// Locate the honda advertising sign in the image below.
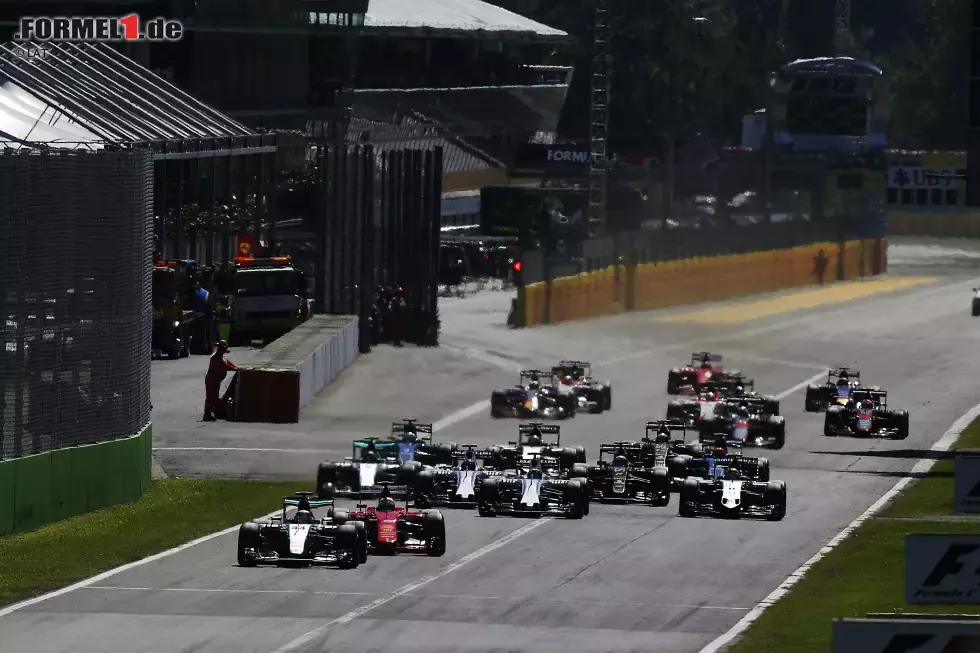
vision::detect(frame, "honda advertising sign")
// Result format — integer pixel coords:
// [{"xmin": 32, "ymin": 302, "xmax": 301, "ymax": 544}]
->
[
  {"xmin": 833, "ymin": 617, "xmax": 980, "ymax": 652},
  {"xmin": 906, "ymin": 534, "xmax": 980, "ymax": 604},
  {"xmin": 954, "ymin": 456, "xmax": 980, "ymax": 513}
]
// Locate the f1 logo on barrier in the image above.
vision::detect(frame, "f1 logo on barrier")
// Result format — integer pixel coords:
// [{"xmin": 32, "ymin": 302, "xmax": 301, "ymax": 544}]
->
[
  {"xmin": 906, "ymin": 535, "xmax": 980, "ymax": 604},
  {"xmin": 954, "ymin": 456, "xmax": 980, "ymax": 513},
  {"xmin": 833, "ymin": 617, "xmax": 980, "ymax": 653}
]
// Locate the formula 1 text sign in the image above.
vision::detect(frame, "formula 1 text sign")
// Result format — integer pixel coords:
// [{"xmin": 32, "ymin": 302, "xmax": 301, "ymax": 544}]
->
[{"xmin": 14, "ymin": 15, "xmax": 183, "ymax": 43}]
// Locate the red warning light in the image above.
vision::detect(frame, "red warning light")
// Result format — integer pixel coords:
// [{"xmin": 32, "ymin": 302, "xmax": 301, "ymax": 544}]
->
[{"xmin": 513, "ymin": 261, "xmax": 522, "ymax": 272}]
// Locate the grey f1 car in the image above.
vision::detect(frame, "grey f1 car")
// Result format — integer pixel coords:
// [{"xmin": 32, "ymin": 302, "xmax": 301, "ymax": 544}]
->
[
  {"xmin": 237, "ymin": 492, "xmax": 367, "ymax": 568},
  {"xmin": 315, "ymin": 420, "xmax": 457, "ymax": 497},
  {"xmin": 804, "ymin": 367, "xmax": 862, "ymax": 412},
  {"xmin": 551, "ymin": 360, "xmax": 612, "ymax": 413},
  {"xmin": 491, "ymin": 370, "xmax": 577, "ymax": 419},
  {"xmin": 678, "ymin": 466, "xmax": 786, "ymax": 521},
  {"xmin": 699, "ymin": 396, "xmax": 786, "ymax": 449},
  {"xmin": 414, "ymin": 445, "xmax": 493, "ymax": 508},
  {"xmin": 475, "ymin": 455, "xmax": 590, "ymax": 518},
  {"xmin": 486, "ymin": 423, "xmax": 587, "ymax": 472},
  {"xmin": 823, "ymin": 387, "xmax": 910, "ymax": 439}
]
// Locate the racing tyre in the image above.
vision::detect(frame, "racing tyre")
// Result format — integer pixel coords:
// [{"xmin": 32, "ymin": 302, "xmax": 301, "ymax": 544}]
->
[
  {"xmin": 352, "ymin": 521, "xmax": 368, "ymax": 564},
  {"xmin": 324, "ymin": 506, "xmax": 334, "ymax": 520},
  {"xmin": 237, "ymin": 522, "xmax": 261, "ymax": 567},
  {"xmin": 398, "ymin": 461, "xmax": 422, "ymax": 488},
  {"xmin": 573, "ymin": 446, "xmax": 587, "ymax": 464},
  {"xmin": 650, "ymin": 467, "xmax": 671, "ymax": 507},
  {"xmin": 765, "ymin": 481, "xmax": 787, "ymax": 521},
  {"xmin": 668, "ymin": 455, "xmax": 690, "ymax": 482},
  {"xmin": 569, "ymin": 463, "xmax": 589, "ymax": 479},
  {"xmin": 415, "ymin": 469, "xmax": 436, "ymax": 507},
  {"xmin": 768, "ymin": 418, "xmax": 786, "ymax": 450},
  {"xmin": 678, "ymin": 478, "xmax": 699, "ymax": 518},
  {"xmin": 755, "ymin": 458, "xmax": 771, "ymax": 483},
  {"xmin": 332, "ymin": 509, "xmax": 350, "ymax": 525},
  {"xmin": 973, "ymin": 299, "xmax": 980, "ymax": 316},
  {"xmin": 316, "ymin": 462, "xmax": 337, "ymax": 499},
  {"xmin": 762, "ymin": 397, "xmax": 780, "ymax": 417},
  {"xmin": 337, "ymin": 524, "xmax": 360, "ymax": 568},
  {"xmin": 423, "ymin": 511, "xmax": 447, "ymax": 556},
  {"xmin": 564, "ymin": 479, "xmax": 586, "ymax": 519},
  {"xmin": 804, "ymin": 386, "xmax": 822, "ymax": 413},
  {"xmin": 477, "ymin": 477, "xmax": 500, "ymax": 517},
  {"xmin": 436, "ymin": 443, "xmax": 455, "ymax": 464},
  {"xmin": 894, "ymin": 411, "xmax": 910, "ymax": 440},
  {"xmin": 824, "ymin": 408, "xmax": 842, "ymax": 437},
  {"xmin": 603, "ymin": 387, "xmax": 612, "ymax": 411}
]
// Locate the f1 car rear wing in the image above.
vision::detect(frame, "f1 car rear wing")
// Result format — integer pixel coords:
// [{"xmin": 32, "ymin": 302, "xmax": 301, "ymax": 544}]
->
[
  {"xmin": 279, "ymin": 491, "xmax": 333, "ymax": 520},
  {"xmin": 452, "ymin": 444, "xmax": 494, "ymax": 461},
  {"xmin": 644, "ymin": 420, "xmax": 689, "ymax": 441},
  {"xmin": 851, "ymin": 387, "xmax": 887, "ymax": 407},
  {"xmin": 518, "ymin": 422, "xmax": 560, "ymax": 446},
  {"xmin": 720, "ymin": 396, "xmax": 773, "ymax": 412},
  {"xmin": 520, "ymin": 369, "xmax": 555, "ymax": 384},
  {"xmin": 691, "ymin": 352, "xmax": 723, "ymax": 366},
  {"xmin": 715, "ymin": 373, "xmax": 754, "ymax": 390},
  {"xmin": 390, "ymin": 419, "xmax": 433, "ymax": 442},
  {"xmin": 553, "ymin": 360, "xmax": 592, "ymax": 377},
  {"xmin": 828, "ymin": 367, "xmax": 860, "ymax": 383}
]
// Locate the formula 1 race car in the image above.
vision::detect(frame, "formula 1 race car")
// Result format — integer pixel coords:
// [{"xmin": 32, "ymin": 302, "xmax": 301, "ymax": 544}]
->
[
  {"xmin": 475, "ymin": 455, "xmax": 590, "ymax": 518},
  {"xmin": 237, "ymin": 492, "xmax": 366, "ymax": 568},
  {"xmin": 414, "ymin": 445, "xmax": 494, "ymax": 508},
  {"xmin": 490, "ymin": 370, "xmax": 577, "ymax": 419},
  {"xmin": 551, "ymin": 360, "xmax": 612, "ymax": 413},
  {"xmin": 666, "ymin": 386, "xmax": 725, "ymax": 427},
  {"xmin": 803, "ymin": 367, "xmax": 862, "ymax": 412},
  {"xmin": 683, "ymin": 439, "xmax": 771, "ymax": 483},
  {"xmin": 342, "ymin": 484, "xmax": 447, "ymax": 556},
  {"xmin": 667, "ymin": 352, "xmax": 728, "ymax": 395},
  {"xmin": 823, "ymin": 387, "xmax": 910, "ymax": 439},
  {"xmin": 486, "ymin": 423, "xmax": 588, "ymax": 472},
  {"xmin": 699, "ymin": 396, "xmax": 786, "ymax": 449},
  {"xmin": 677, "ymin": 465, "xmax": 786, "ymax": 521},
  {"xmin": 586, "ymin": 439, "xmax": 672, "ymax": 506}
]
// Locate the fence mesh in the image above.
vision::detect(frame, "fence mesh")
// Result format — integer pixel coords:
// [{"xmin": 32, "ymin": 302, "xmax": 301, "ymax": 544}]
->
[{"xmin": 0, "ymin": 150, "xmax": 153, "ymax": 459}]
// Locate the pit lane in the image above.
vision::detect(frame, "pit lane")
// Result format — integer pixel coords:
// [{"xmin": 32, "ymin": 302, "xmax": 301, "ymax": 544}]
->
[{"xmin": 1, "ymin": 238, "xmax": 977, "ymax": 653}]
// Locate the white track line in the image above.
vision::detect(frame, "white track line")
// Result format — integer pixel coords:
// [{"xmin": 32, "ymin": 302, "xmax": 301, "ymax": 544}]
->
[
  {"xmin": 270, "ymin": 518, "xmax": 550, "ymax": 653},
  {"xmin": 83, "ymin": 587, "xmax": 374, "ymax": 596},
  {"xmin": 774, "ymin": 371, "xmax": 826, "ymax": 401},
  {"xmin": 698, "ymin": 399, "xmax": 980, "ymax": 653},
  {"xmin": 0, "ymin": 507, "xmax": 289, "ymax": 619},
  {"xmin": 433, "ymin": 398, "xmax": 490, "ymax": 431},
  {"xmin": 155, "ymin": 448, "xmax": 334, "ymax": 453}
]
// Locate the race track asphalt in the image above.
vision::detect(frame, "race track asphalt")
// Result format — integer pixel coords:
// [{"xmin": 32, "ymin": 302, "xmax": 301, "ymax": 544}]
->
[{"xmin": 3, "ymin": 235, "xmax": 980, "ymax": 653}]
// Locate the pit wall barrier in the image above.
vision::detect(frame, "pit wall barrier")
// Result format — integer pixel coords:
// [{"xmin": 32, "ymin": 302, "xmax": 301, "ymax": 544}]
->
[
  {"xmin": 234, "ymin": 315, "xmax": 359, "ymax": 423},
  {"xmin": 0, "ymin": 423, "xmax": 152, "ymax": 536},
  {"xmin": 519, "ymin": 239, "xmax": 886, "ymax": 327},
  {"xmin": 888, "ymin": 210, "xmax": 980, "ymax": 237}
]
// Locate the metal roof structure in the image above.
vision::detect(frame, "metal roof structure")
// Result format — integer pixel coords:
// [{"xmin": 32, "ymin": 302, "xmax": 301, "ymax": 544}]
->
[
  {"xmin": 361, "ymin": 0, "xmax": 569, "ymax": 40},
  {"xmin": 0, "ymin": 42, "xmax": 276, "ymax": 160}
]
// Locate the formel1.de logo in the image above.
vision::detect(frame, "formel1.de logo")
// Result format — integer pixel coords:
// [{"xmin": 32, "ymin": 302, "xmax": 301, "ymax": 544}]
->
[{"xmin": 14, "ymin": 15, "xmax": 184, "ymax": 43}]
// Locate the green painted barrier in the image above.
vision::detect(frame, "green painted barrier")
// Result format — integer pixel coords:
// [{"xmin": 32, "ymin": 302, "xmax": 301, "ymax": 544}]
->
[
  {"xmin": 49, "ymin": 447, "xmax": 77, "ymax": 522},
  {"xmin": 0, "ymin": 461, "xmax": 14, "ymax": 536},
  {"xmin": 0, "ymin": 423, "xmax": 152, "ymax": 536},
  {"xmin": 14, "ymin": 452, "xmax": 52, "ymax": 532}
]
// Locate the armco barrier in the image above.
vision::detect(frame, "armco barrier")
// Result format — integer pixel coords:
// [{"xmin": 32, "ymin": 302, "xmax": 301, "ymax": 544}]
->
[
  {"xmin": 0, "ymin": 423, "xmax": 152, "ymax": 536},
  {"xmin": 234, "ymin": 315, "xmax": 359, "ymax": 423},
  {"xmin": 888, "ymin": 210, "xmax": 980, "ymax": 237},
  {"xmin": 519, "ymin": 238, "xmax": 886, "ymax": 327}
]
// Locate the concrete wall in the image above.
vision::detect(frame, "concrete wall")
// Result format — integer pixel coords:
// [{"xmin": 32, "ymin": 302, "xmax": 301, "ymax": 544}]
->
[
  {"xmin": 518, "ymin": 239, "xmax": 887, "ymax": 327},
  {"xmin": 0, "ymin": 424, "xmax": 152, "ymax": 536}
]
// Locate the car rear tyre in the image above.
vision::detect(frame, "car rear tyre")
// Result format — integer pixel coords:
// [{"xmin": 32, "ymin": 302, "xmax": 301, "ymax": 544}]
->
[
  {"xmin": 316, "ymin": 462, "xmax": 337, "ymax": 499},
  {"xmin": 477, "ymin": 477, "xmax": 499, "ymax": 516},
  {"xmin": 603, "ymin": 388, "xmax": 612, "ymax": 410},
  {"xmin": 352, "ymin": 521, "xmax": 368, "ymax": 564},
  {"xmin": 895, "ymin": 411, "xmax": 910, "ymax": 440},
  {"xmin": 768, "ymin": 420, "xmax": 785, "ymax": 450},
  {"xmin": 237, "ymin": 522, "xmax": 261, "ymax": 567},
  {"xmin": 423, "ymin": 511, "xmax": 446, "ymax": 556},
  {"xmin": 679, "ymin": 478, "xmax": 699, "ymax": 517},
  {"xmin": 651, "ymin": 467, "xmax": 671, "ymax": 507},
  {"xmin": 755, "ymin": 458, "xmax": 771, "ymax": 483},
  {"xmin": 338, "ymin": 524, "xmax": 359, "ymax": 568},
  {"xmin": 765, "ymin": 481, "xmax": 787, "ymax": 521},
  {"xmin": 564, "ymin": 479, "xmax": 586, "ymax": 519}
]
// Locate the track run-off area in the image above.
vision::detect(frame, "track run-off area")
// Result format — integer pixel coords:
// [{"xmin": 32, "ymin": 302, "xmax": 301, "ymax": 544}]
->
[{"xmin": 3, "ymin": 236, "xmax": 980, "ymax": 653}]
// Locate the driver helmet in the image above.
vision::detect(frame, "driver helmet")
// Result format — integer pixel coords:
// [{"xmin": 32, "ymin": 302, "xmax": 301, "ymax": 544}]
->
[
  {"xmin": 613, "ymin": 447, "xmax": 629, "ymax": 466},
  {"xmin": 736, "ymin": 403, "xmax": 750, "ymax": 417},
  {"xmin": 713, "ymin": 438, "xmax": 728, "ymax": 456},
  {"xmin": 858, "ymin": 399, "xmax": 875, "ymax": 410},
  {"xmin": 562, "ymin": 375, "xmax": 575, "ymax": 386},
  {"xmin": 362, "ymin": 440, "xmax": 379, "ymax": 461},
  {"xmin": 401, "ymin": 425, "xmax": 418, "ymax": 442},
  {"xmin": 724, "ymin": 467, "xmax": 741, "ymax": 480},
  {"xmin": 294, "ymin": 510, "xmax": 315, "ymax": 524},
  {"xmin": 526, "ymin": 432, "xmax": 543, "ymax": 446},
  {"xmin": 837, "ymin": 374, "xmax": 850, "ymax": 386},
  {"xmin": 656, "ymin": 425, "xmax": 671, "ymax": 443},
  {"xmin": 377, "ymin": 496, "xmax": 396, "ymax": 511},
  {"xmin": 700, "ymin": 359, "xmax": 713, "ymax": 369}
]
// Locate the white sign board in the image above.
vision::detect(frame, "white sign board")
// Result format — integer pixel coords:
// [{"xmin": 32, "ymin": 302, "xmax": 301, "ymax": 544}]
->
[
  {"xmin": 906, "ymin": 534, "xmax": 980, "ymax": 604},
  {"xmin": 833, "ymin": 617, "xmax": 980, "ymax": 652},
  {"xmin": 888, "ymin": 167, "xmax": 960, "ymax": 190},
  {"xmin": 954, "ymin": 456, "xmax": 980, "ymax": 514}
]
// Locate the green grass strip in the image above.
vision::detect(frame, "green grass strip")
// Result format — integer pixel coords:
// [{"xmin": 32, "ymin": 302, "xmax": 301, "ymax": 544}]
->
[
  {"xmin": 729, "ymin": 417, "xmax": 980, "ymax": 653},
  {"xmin": 0, "ymin": 478, "xmax": 307, "ymax": 607}
]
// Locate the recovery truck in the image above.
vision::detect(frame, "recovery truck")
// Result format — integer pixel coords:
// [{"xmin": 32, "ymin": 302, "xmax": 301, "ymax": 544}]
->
[
  {"xmin": 228, "ymin": 256, "xmax": 312, "ymax": 345},
  {"xmin": 152, "ymin": 259, "xmax": 217, "ymax": 359}
]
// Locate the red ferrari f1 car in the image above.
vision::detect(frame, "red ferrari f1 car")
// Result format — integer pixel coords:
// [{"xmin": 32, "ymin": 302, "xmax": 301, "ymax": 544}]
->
[{"xmin": 341, "ymin": 485, "xmax": 447, "ymax": 557}]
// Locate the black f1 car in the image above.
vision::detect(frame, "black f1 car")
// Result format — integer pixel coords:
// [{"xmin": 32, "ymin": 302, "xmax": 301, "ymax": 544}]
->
[
  {"xmin": 491, "ymin": 370, "xmax": 577, "ymax": 419},
  {"xmin": 551, "ymin": 360, "xmax": 612, "ymax": 413},
  {"xmin": 315, "ymin": 420, "xmax": 457, "ymax": 497},
  {"xmin": 414, "ymin": 445, "xmax": 494, "ymax": 508},
  {"xmin": 485, "ymin": 423, "xmax": 588, "ymax": 473},
  {"xmin": 475, "ymin": 455, "xmax": 590, "ymax": 518},
  {"xmin": 699, "ymin": 396, "xmax": 786, "ymax": 449},
  {"xmin": 667, "ymin": 352, "xmax": 732, "ymax": 395},
  {"xmin": 678, "ymin": 467, "xmax": 786, "ymax": 521},
  {"xmin": 237, "ymin": 492, "xmax": 366, "ymax": 568},
  {"xmin": 586, "ymin": 440, "xmax": 672, "ymax": 506},
  {"xmin": 823, "ymin": 387, "xmax": 910, "ymax": 439},
  {"xmin": 804, "ymin": 367, "xmax": 862, "ymax": 412}
]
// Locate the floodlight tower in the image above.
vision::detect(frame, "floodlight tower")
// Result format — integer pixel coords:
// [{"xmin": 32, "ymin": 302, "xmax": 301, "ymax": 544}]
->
[{"xmin": 587, "ymin": 0, "xmax": 612, "ymax": 236}]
